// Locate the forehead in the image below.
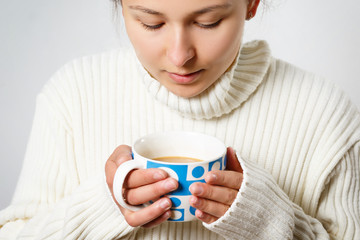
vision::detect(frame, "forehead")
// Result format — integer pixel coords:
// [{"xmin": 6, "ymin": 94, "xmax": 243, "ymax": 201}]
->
[{"xmin": 122, "ymin": 0, "xmax": 237, "ymax": 15}]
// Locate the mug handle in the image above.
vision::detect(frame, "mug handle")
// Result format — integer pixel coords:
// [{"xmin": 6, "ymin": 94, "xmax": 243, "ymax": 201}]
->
[{"xmin": 113, "ymin": 160, "xmax": 150, "ymax": 211}]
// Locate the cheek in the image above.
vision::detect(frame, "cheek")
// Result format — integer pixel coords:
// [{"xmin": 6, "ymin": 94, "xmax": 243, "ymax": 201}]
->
[
  {"xmin": 197, "ymin": 22, "xmax": 244, "ymax": 65},
  {"xmin": 127, "ymin": 28, "xmax": 163, "ymax": 67},
  {"xmin": 199, "ymin": 33, "xmax": 241, "ymax": 67}
]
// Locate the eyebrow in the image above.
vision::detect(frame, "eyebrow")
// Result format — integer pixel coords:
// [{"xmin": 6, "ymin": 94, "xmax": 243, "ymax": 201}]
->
[
  {"xmin": 194, "ymin": 3, "xmax": 232, "ymax": 15},
  {"xmin": 129, "ymin": 5, "xmax": 163, "ymax": 16},
  {"xmin": 128, "ymin": 3, "xmax": 232, "ymax": 16}
]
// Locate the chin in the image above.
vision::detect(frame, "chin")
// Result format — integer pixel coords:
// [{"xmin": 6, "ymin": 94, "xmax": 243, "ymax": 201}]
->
[{"xmin": 168, "ymin": 86, "xmax": 206, "ymax": 99}]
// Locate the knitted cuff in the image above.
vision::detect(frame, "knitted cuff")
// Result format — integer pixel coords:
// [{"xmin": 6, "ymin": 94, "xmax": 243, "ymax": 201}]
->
[{"xmin": 203, "ymin": 155, "xmax": 295, "ymax": 239}]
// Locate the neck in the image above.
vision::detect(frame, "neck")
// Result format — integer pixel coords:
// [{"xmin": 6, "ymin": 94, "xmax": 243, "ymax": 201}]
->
[{"xmin": 137, "ymin": 40, "xmax": 272, "ymax": 120}]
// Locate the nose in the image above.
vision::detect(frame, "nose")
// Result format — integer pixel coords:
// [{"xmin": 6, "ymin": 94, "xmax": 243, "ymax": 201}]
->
[{"xmin": 166, "ymin": 27, "xmax": 195, "ymax": 67}]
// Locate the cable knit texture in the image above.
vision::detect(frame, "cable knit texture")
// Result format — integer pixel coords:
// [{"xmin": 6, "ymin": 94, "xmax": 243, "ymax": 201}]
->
[{"xmin": 0, "ymin": 40, "xmax": 359, "ymax": 239}]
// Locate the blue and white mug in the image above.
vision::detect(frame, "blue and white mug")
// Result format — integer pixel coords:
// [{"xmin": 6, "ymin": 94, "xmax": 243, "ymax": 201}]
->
[{"xmin": 113, "ymin": 131, "xmax": 227, "ymax": 222}]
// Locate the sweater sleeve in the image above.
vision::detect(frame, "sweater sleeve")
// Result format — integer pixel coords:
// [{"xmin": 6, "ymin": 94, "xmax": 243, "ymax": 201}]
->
[
  {"xmin": 203, "ymin": 143, "xmax": 360, "ymax": 240},
  {"xmin": 0, "ymin": 89, "xmax": 136, "ymax": 239}
]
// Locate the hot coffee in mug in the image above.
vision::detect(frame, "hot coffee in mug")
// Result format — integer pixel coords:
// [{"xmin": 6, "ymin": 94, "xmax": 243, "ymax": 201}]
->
[
  {"xmin": 113, "ymin": 131, "xmax": 227, "ymax": 222},
  {"xmin": 153, "ymin": 156, "xmax": 203, "ymax": 163}
]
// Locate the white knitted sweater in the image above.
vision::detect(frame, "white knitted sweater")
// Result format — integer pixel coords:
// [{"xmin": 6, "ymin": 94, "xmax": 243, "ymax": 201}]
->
[{"xmin": 1, "ymin": 41, "xmax": 359, "ymax": 239}]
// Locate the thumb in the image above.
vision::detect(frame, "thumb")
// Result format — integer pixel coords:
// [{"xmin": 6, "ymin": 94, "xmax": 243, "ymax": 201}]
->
[
  {"xmin": 226, "ymin": 147, "xmax": 243, "ymax": 173},
  {"xmin": 105, "ymin": 145, "xmax": 132, "ymax": 191}
]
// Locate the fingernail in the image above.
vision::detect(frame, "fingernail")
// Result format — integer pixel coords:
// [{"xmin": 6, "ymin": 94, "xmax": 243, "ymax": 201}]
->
[
  {"xmin": 190, "ymin": 184, "xmax": 203, "ymax": 195},
  {"xmin": 206, "ymin": 173, "xmax": 217, "ymax": 182},
  {"xmin": 164, "ymin": 210, "xmax": 171, "ymax": 219},
  {"xmin": 164, "ymin": 179, "xmax": 177, "ymax": 191},
  {"xmin": 159, "ymin": 199, "xmax": 171, "ymax": 209},
  {"xmin": 189, "ymin": 196, "xmax": 198, "ymax": 206},
  {"xmin": 197, "ymin": 210, "xmax": 204, "ymax": 219},
  {"xmin": 153, "ymin": 171, "xmax": 166, "ymax": 180}
]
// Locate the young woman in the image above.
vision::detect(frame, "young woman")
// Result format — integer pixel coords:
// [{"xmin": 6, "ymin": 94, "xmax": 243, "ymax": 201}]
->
[{"xmin": 1, "ymin": 0, "xmax": 359, "ymax": 239}]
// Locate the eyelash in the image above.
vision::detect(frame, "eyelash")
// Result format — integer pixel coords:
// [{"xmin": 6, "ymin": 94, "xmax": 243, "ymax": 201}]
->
[
  {"xmin": 141, "ymin": 22, "xmax": 164, "ymax": 31},
  {"xmin": 140, "ymin": 19, "xmax": 223, "ymax": 31},
  {"xmin": 196, "ymin": 19, "xmax": 223, "ymax": 29}
]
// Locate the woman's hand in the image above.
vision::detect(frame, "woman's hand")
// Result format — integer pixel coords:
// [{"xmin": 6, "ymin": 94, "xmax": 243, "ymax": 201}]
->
[
  {"xmin": 189, "ymin": 147, "xmax": 243, "ymax": 224},
  {"xmin": 105, "ymin": 145, "xmax": 179, "ymax": 228}
]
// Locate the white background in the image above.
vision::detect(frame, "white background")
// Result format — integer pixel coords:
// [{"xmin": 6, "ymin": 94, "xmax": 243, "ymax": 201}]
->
[{"xmin": 1, "ymin": 0, "xmax": 359, "ymax": 209}]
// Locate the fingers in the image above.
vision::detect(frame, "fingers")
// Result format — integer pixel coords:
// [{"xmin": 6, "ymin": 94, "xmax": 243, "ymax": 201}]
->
[
  {"xmin": 142, "ymin": 210, "xmax": 172, "ymax": 228},
  {"xmin": 105, "ymin": 160, "xmax": 118, "ymax": 191},
  {"xmin": 190, "ymin": 196, "xmax": 228, "ymax": 218},
  {"xmin": 105, "ymin": 145, "xmax": 177, "ymax": 228},
  {"xmin": 122, "ymin": 197, "xmax": 172, "ymax": 227},
  {"xmin": 125, "ymin": 168, "xmax": 168, "ymax": 188},
  {"xmin": 105, "ymin": 145, "xmax": 133, "ymax": 190},
  {"xmin": 108, "ymin": 146, "xmax": 243, "ymax": 227},
  {"xmin": 189, "ymin": 184, "xmax": 235, "ymax": 224},
  {"xmin": 125, "ymin": 178, "xmax": 178, "ymax": 205},
  {"xmin": 189, "ymin": 180, "xmax": 238, "ymax": 205},
  {"xmin": 189, "ymin": 160, "xmax": 244, "ymax": 224},
  {"xmin": 204, "ymin": 170, "xmax": 243, "ymax": 190},
  {"xmin": 226, "ymin": 147, "xmax": 243, "ymax": 173},
  {"xmin": 110, "ymin": 145, "xmax": 133, "ymax": 166},
  {"xmin": 194, "ymin": 209, "xmax": 218, "ymax": 224}
]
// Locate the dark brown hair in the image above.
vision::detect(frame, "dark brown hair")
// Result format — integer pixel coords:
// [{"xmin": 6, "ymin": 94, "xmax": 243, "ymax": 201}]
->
[{"xmin": 112, "ymin": 0, "xmax": 121, "ymax": 10}]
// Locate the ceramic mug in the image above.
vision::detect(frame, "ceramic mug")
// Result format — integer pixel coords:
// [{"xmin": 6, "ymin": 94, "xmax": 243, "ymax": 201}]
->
[{"xmin": 113, "ymin": 131, "xmax": 227, "ymax": 222}]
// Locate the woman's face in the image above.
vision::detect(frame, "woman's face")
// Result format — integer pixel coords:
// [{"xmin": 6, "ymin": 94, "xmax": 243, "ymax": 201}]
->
[{"xmin": 122, "ymin": 0, "xmax": 249, "ymax": 98}]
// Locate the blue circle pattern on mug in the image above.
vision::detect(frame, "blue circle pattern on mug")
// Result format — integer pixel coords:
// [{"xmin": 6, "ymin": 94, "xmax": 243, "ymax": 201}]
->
[
  {"xmin": 192, "ymin": 166, "xmax": 205, "ymax": 178},
  {"xmin": 147, "ymin": 155, "xmax": 226, "ymax": 221}
]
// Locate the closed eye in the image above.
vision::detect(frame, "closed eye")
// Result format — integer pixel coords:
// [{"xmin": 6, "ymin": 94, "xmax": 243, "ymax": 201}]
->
[
  {"xmin": 141, "ymin": 22, "xmax": 164, "ymax": 31},
  {"xmin": 196, "ymin": 19, "xmax": 223, "ymax": 29}
]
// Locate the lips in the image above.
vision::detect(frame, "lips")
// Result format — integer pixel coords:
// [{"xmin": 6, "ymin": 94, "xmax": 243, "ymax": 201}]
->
[{"xmin": 167, "ymin": 70, "xmax": 203, "ymax": 84}]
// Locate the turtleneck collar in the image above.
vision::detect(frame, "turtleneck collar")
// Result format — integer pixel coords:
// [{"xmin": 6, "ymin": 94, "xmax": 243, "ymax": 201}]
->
[{"xmin": 137, "ymin": 40, "xmax": 272, "ymax": 120}]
